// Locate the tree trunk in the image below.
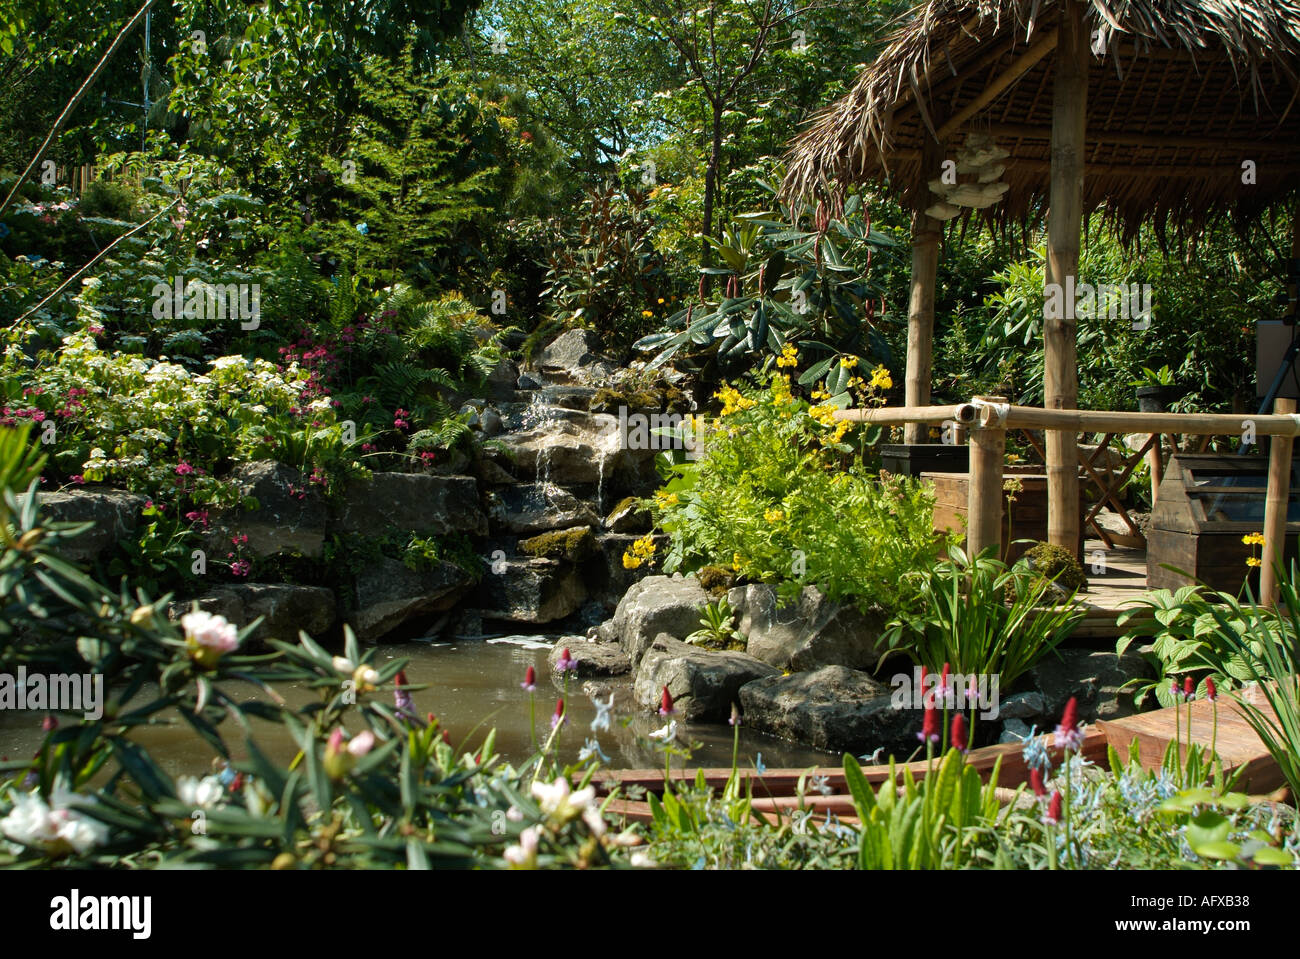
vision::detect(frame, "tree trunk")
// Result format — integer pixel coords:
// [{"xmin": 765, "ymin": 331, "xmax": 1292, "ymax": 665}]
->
[{"xmin": 701, "ymin": 100, "xmax": 724, "ymax": 275}]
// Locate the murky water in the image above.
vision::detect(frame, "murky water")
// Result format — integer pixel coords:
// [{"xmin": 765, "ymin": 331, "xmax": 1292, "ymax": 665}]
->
[{"xmin": 0, "ymin": 636, "xmax": 841, "ymax": 779}]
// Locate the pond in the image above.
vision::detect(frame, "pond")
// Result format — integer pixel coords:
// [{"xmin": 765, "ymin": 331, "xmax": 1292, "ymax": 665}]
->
[{"xmin": 0, "ymin": 635, "xmax": 841, "ymax": 779}]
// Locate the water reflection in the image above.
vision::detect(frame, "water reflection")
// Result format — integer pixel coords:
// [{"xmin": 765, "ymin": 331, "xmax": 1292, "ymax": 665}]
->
[{"xmin": 0, "ymin": 637, "xmax": 841, "ymax": 778}]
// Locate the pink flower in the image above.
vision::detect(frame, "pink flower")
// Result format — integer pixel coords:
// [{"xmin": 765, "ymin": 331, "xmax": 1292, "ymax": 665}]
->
[
  {"xmin": 69, "ymin": 474, "xmax": 84, "ymax": 485},
  {"xmin": 181, "ymin": 610, "xmax": 240, "ymax": 668},
  {"xmin": 555, "ymin": 647, "xmax": 577, "ymax": 673},
  {"xmin": 230, "ymin": 560, "xmax": 251, "ymax": 577},
  {"xmin": 1030, "ymin": 768, "xmax": 1046, "ymax": 797},
  {"xmin": 175, "ymin": 462, "xmax": 195, "ymax": 476},
  {"xmin": 551, "ymin": 698, "xmax": 566, "ymax": 729}
]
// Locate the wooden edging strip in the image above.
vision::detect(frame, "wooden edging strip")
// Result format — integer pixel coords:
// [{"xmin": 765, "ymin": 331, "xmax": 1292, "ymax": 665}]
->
[{"xmin": 589, "ymin": 726, "xmax": 1109, "ymax": 800}]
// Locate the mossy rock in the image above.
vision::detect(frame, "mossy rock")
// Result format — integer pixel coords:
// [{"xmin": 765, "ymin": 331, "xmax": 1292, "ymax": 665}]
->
[
  {"xmin": 605, "ymin": 496, "xmax": 652, "ymax": 533},
  {"xmin": 1022, "ymin": 541, "xmax": 1088, "ymax": 594},
  {"xmin": 589, "ymin": 385, "xmax": 692, "ymax": 415},
  {"xmin": 696, "ymin": 565, "xmax": 736, "ymax": 596},
  {"xmin": 519, "ymin": 526, "xmax": 597, "ymax": 562}
]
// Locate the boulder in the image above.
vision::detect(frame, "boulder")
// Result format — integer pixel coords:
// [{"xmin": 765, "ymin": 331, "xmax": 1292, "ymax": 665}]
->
[
  {"xmin": 634, "ymin": 634, "xmax": 779, "ymax": 722},
  {"xmin": 36, "ymin": 489, "xmax": 147, "ymax": 563},
  {"xmin": 169, "ymin": 584, "xmax": 336, "ymax": 645},
  {"xmin": 487, "ymin": 485, "xmax": 600, "ymax": 536},
  {"xmin": 485, "ymin": 358, "xmax": 520, "ymax": 403},
  {"xmin": 211, "ymin": 461, "xmax": 327, "ymax": 559},
  {"xmin": 332, "ymin": 473, "xmax": 486, "ymax": 537},
  {"xmin": 536, "ymin": 329, "xmax": 615, "ymax": 383},
  {"xmin": 547, "ymin": 638, "xmax": 631, "ymax": 678},
  {"xmin": 474, "ymin": 557, "xmax": 586, "ymax": 624},
  {"xmin": 998, "ymin": 691, "xmax": 1047, "ymax": 721},
  {"xmin": 610, "ymin": 574, "xmax": 711, "ymax": 667},
  {"xmin": 729, "ymin": 584, "xmax": 885, "ymax": 672},
  {"xmin": 586, "ymin": 532, "xmax": 665, "ymax": 611},
  {"xmin": 999, "ymin": 718, "xmax": 1034, "ymax": 744},
  {"xmin": 491, "ymin": 414, "xmax": 621, "ymax": 487},
  {"xmin": 739, "ymin": 666, "xmax": 918, "ymax": 755},
  {"xmin": 1028, "ymin": 648, "xmax": 1152, "ymax": 724},
  {"xmin": 350, "ymin": 557, "xmax": 475, "ymax": 642}
]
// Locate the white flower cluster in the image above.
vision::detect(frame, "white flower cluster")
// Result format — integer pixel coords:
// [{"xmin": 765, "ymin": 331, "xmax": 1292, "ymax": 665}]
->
[{"xmin": 1, "ymin": 787, "xmax": 109, "ymax": 858}]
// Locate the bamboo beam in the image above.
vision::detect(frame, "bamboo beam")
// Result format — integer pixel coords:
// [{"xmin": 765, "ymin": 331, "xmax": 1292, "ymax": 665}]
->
[
  {"xmin": 836, "ymin": 403, "xmax": 977, "ymax": 426},
  {"xmin": 1148, "ymin": 435, "xmax": 1164, "ymax": 507},
  {"xmin": 904, "ymin": 136, "xmax": 944, "ymax": 443},
  {"xmin": 1045, "ymin": 0, "xmax": 1088, "ymax": 557},
  {"xmin": 1261, "ymin": 393, "xmax": 1298, "ymax": 605},
  {"xmin": 967, "ymin": 396, "xmax": 1006, "ymax": 559},
  {"xmin": 994, "ymin": 407, "xmax": 1300, "ymax": 436},
  {"xmin": 935, "ymin": 29, "xmax": 1059, "ymax": 141}
]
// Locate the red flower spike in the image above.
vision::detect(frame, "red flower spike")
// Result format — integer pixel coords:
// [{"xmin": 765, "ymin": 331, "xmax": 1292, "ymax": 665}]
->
[
  {"xmin": 951, "ymin": 712, "xmax": 968, "ymax": 752},
  {"xmin": 1030, "ymin": 768, "xmax": 1046, "ymax": 797},
  {"xmin": 522, "ymin": 665, "xmax": 536, "ymax": 690},
  {"xmin": 1047, "ymin": 791, "xmax": 1063, "ymax": 824},
  {"xmin": 919, "ymin": 706, "xmax": 939, "ymax": 744},
  {"xmin": 1205, "ymin": 677, "xmax": 1218, "ymax": 702},
  {"xmin": 1059, "ymin": 697, "xmax": 1078, "ymax": 732},
  {"xmin": 659, "ymin": 686, "xmax": 675, "ymax": 716},
  {"xmin": 1183, "ymin": 676, "xmax": 1195, "ymax": 701},
  {"xmin": 395, "ymin": 669, "xmax": 409, "ymax": 689}
]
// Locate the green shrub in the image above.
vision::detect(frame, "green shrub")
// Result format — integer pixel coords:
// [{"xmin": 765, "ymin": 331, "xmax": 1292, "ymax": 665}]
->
[{"xmin": 879, "ymin": 546, "xmax": 1085, "ymax": 688}]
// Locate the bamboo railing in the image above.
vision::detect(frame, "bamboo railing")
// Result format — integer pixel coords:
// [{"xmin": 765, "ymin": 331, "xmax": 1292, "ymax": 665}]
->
[{"xmin": 837, "ymin": 398, "xmax": 1300, "ymax": 606}]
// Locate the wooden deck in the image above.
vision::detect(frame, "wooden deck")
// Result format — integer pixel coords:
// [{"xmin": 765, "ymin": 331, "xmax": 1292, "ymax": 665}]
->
[
  {"xmin": 1097, "ymin": 683, "xmax": 1287, "ymax": 793},
  {"xmin": 1074, "ymin": 537, "xmax": 1151, "ymax": 639}
]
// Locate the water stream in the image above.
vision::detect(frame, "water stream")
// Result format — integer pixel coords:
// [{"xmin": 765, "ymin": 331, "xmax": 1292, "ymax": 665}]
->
[{"xmin": 0, "ymin": 637, "xmax": 840, "ymax": 780}]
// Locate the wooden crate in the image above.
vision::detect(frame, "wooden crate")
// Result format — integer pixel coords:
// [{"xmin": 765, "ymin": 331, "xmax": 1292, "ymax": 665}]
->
[
  {"xmin": 1147, "ymin": 453, "xmax": 1300, "ymax": 593},
  {"xmin": 925, "ymin": 466, "xmax": 1080, "ymax": 562}
]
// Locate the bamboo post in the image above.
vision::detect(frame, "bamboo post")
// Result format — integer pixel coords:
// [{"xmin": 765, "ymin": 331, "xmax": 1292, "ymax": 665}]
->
[
  {"xmin": 1261, "ymin": 397, "xmax": 1296, "ymax": 606},
  {"xmin": 903, "ymin": 137, "xmax": 943, "ymax": 444},
  {"xmin": 1044, "ymin": 0, "xmax": 1089, "ymax": 558},
  {"xmin": 967, "ymin": 396, "xmax": 1007, "ymax": 559}
]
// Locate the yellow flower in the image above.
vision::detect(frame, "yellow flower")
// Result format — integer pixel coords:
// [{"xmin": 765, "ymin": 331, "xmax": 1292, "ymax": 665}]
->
[
  {"xmin": 776, "ymin": 343, "xmax": 799, "ymax": 368},
  {"xmin": 731, "ymin": 551, "xmax": 744, "ymax": 572},
  {"xmin": 869, "ymin": 364, "xmax": 893, "ymax": 390},
  {"xmin": 657, "ymin": 298, "xmax": 665, "ymax": 304},
  {"xmin": 840, "ymin": 356, "xmax": 858, "ymax": 369},
  {"xmin": 622, "ymin": 552, "xmax": 642, "ymax": 570},
  {"xmin": 714, "ymin": 384, "xmax": 755, "ymax": 416},
  {"xmin": 809, "ymin": 402, "xmax": 839, "ymax": 427},
  {"xmin": 641, "ymin": 309, "xmax": 654, "ymax": 318},
  {"xmin": 654, "ymin": 490, "xmax": 679, "ymax": 507},
  {"xmin": 1246, "ymin": 556, "xmax": 1262, "ymax": 568},
  {"xmin": 1242, "ymin": 532, "xmax": 1266, "ymax": 546},
  {"xmin": 764, "ymin": 508, "xmax": 785, "ymax": 523}
]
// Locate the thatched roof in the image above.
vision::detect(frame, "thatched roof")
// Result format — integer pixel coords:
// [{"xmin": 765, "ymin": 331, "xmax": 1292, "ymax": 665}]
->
[{"xmin": 783, "ymin": 0, "xmax": 1300, "ymax": 240}]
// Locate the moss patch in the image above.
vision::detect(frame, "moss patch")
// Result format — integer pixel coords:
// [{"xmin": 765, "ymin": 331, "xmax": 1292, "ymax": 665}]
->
[
  {"xmin": 696, "ymin": 565, "xmax": 736, "ymax": 596},
  {"xmin": 1023, "ymin": 541, "xmax": 1088, "ymax": 593},
  {"xmin": 519, "ymin": 526, "xmax": 596, "ymax": 562}
]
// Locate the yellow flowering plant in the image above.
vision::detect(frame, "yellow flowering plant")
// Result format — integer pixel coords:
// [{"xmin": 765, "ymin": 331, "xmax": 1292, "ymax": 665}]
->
[{"xmin": 646, "ymin": 375, "xmax": 945, "ymax": 612}]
